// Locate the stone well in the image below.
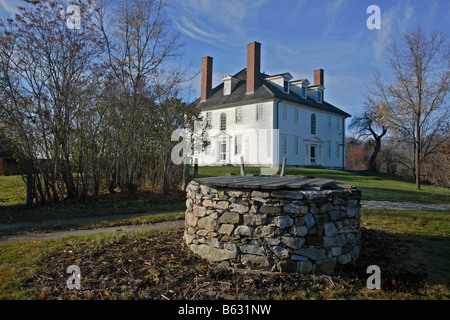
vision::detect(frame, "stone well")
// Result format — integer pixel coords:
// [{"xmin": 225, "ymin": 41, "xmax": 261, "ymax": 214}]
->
[{"xmin": 184, "ymin": 176, "xmax": 361, "ymax": 274}]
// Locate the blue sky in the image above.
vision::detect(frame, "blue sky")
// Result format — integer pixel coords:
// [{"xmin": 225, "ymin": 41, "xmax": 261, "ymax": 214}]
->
[{"xmin": 1, "ymin": 0, "xmax": 449, "ymax": 118}]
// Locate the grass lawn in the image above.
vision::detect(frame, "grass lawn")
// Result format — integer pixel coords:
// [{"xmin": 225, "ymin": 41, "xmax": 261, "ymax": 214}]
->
[
  {"xmin": 0, "ymin": 166, "xmax": 450, "ymax": 235},
  {"xmin": 0, "ymin": 175, "xmax": 27, "ymax": 207},
  {"xmin": 0, "ymin": 194, "xmax": 185, "ymax": 226},
  {"xmin": 1, "ymin": 169, "xmax": 448, "ymax": 300},
  {"xmin": 362, "ymin": 209, "xmax": 450, "ymax": 286},
  {"xmin": 193, "ymin": 166, "xmax": 450, "ymax": 204},
  {"xmin": 0, "ymin": 175, "xmax": 185, "ymax": 225},
  {"xmin": 1, "ymin": 168, "xmax": 449, "ymax": 228},
  {"xmin": 0, "ymin": 209, "xmax": 448, "ymax": 300}
]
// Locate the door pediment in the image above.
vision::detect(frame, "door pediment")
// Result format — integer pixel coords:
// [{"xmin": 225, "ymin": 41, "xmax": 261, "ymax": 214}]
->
[
  {"xmin": 213, "ymin": 131, "xmax": 232, "ymax": 139},
  {"xmin": 303, "ymin": 135, "xmax": 323, "ymax": 144}
]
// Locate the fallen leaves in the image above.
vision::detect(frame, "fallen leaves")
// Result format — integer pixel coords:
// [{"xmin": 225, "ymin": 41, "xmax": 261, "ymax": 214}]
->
[{"xmin": 23, "ymin": 226, "xmax": 426, "ymax": 300}]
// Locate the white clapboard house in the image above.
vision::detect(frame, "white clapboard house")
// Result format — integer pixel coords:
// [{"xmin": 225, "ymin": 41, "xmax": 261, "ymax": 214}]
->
[{"xmin": 191, "ymin": 41, "xmax": 351, "ymax": 169}]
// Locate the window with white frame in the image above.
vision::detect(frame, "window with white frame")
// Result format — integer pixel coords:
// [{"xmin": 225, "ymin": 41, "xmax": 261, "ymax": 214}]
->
[
  {"xmin": 335, "ymin": 142, "xmax": 340, "ymax": 158},
  {"xmin": 311, "ymin": 113, "xmax": 317, "ymax": 135},
  {"xmin": 206, "ymin": 112, "xmax": 212, "ymax": 127},
  {"xmin": 282, "ymin": 105, "xmax": 287, "ymax": 121},
  {"xmin": 220, "ymin": 140, "xmax": 227, "ymax": 161},
  {"xmin": 256, "ymin": 104, "xmax": 264, "ymax": 121},
  {"xmin": 235, "ymin": 135, "xmax": 242, "ymax": 155},
  {"xmin": 294, "ymin": 108, "xmax": 299, "ymax": 124},
  {"xmin": 293, "ymin": 136, "xmax": 299, "ymax": 156},
  {"xmin": 235, "ymin": 107, "xmax": 242, "ymax": 124},
  {"xmin": 301, "ymin": 86, "xmax": 307, "ymax": 98},
  {"xmin": 317, "ymin": 91, "xmax": 322, "ymax": 103},
  {"xmin": 283, "ymin": 80, "xmax": 289, "ymax": 93},
  {"xmin": 327, "ymin": 141, "xmax": 331, "ymax": 158},
  {"xmin": 281, "ymin": 135, "xmax": 288, "ymax": 155},
  {"xmin": 220, "ymin": 113, "xmax": 226, "ymax": 131}
]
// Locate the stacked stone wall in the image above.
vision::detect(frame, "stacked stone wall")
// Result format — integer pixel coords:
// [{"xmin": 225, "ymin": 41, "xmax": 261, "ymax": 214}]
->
[{"xmin": 184, "ymin": 180, "xmax": 361, "ymax": 274}]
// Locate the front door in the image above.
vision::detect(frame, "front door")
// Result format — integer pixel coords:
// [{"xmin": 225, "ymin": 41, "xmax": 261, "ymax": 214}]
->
[
  {"xmin": 220, "ymin": 142, "xmax": 227, "ymax": 162},
  {"xmin": 310, "ymin": 145, "xmax": 316, "ymax": 164}
]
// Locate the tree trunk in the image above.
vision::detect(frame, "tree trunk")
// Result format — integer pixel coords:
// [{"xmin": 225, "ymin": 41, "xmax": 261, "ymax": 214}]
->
[
  {"xmin": 183, "ymin": 163, "xmax": 190, "ymax": 191},
  {"xmin": 415, "ymin": 140, "xmax": 421, "ymax": 190},
  {"xmin": 369, "ymin": 138, "xmax": 382, "ymax": 172},
  {"xmin": 367, "ymin": 125, "xmax": 387, "ymax": 173},
  {"xmin": 415, "ymin": 116, "xmax": 421, "ymax": 190},
  {"xmin": 26, "ymin": 173, "xmax": 33, "ymax": 209}
]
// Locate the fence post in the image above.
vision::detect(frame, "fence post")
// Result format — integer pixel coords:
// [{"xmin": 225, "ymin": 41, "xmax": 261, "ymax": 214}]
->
[
  {"xmin": 280, "ymin": 158, "xmax": 287, "ymax": 176},
  {"xmin": 194, "ymin": 158, "xmax": 199, "ymax": 178},
  {"xmin": 240, "ymin": 156, "xmax": 246, "ymax": 176},
  {"xmin": 183, "ymin": 159, "xmax": 191, "ymax": 191}
]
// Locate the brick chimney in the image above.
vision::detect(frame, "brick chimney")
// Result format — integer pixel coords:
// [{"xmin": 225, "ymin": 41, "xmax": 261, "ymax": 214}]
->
[
  {"xmin": 313, "ymin": 69, "xmax": 324, "ymax": 86},
  {"xmin": 201, "ymin": 56, "xmax": 213, "ymax": 101},
  {"xmin": 246, "ymin": 41, "xmax": 261, "ymax": 94}
]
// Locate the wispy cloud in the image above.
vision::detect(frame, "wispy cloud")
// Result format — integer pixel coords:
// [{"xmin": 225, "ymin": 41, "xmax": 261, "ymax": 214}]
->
[
  {"xmin": 322, "ymin": 0, "xmax": 350, "ymax": 36},
  {"xmin": 372, "ymin": 1, "xmax": 414, "ymax": 63},
  {"xmin": 0, "ymin": 0, "xmax": 19, "ymax": 15},
  {"xmin": 168, "ymin": 0, "xmax": 268, "ymax": 47}
]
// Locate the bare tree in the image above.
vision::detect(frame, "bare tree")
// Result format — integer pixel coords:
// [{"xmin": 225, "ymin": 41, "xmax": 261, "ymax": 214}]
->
[
  {"xmin": 94, "ymin": 0, "xmax": 183, "ymax": 193},
  {"xmin": 369, "ymin": 28, "xmax": 449, "ymax": 189},
  {"xmin": 1, "ymin": 0, "xmax": 197, "ymax": 208},
  {"xmin": 349, "ymin": 105, "xmax": 388, "ymax": 172},
  {"xmin": 0, "ymin": 0, "xmax": 103, "ymax": 205}
]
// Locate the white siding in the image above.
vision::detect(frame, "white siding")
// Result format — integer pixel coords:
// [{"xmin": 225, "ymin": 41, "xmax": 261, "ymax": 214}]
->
[
  {"xmin": 195, "ymin": 101, "xmax": 276, "ymax": 166},
  {"xmin": 276, "ymin": 101, "xmax": 345, "ymax": 168},
  {"xmin": 194, "ymin": 99, "xmax": 346, "ymax": 169}
]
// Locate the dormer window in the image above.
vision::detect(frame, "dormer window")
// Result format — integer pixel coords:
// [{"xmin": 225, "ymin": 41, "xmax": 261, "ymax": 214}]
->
[
  {"xmin": 307, "ymin": 87, "xmax": 323, "ymax": 103},
  {"xmin": 265, "ymin": 73, "xmax": 292, "ymax": 94},
  {"xmin": 283, "ymin": 80, "xmax": 289, "ymax": 93},
  {"xmin": 222, "ymin": 74, "xmax": 239, "ymax": 96},
  {"xmin": 317, "ymin": 90, "xmax": 322, "ymax": 103},
  {"xmin": 302, "ymin": 86, "xmax": 307, "ymax": 98},
  {"xmin": 289, "ymin": 79, "xmax": 309, "ymax": 98}
]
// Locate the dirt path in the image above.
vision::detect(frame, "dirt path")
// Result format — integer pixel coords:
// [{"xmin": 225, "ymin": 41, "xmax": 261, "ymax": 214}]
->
[
  {"xmin": 361, "ymin": 200, "xmax": 450, "ymax": 211},
  {"xmin": 1, "ymin": 200, "xmax": 448, "ymax": 244}
]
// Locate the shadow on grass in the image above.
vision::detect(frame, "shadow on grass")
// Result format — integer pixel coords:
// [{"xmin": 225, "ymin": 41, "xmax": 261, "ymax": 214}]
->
[
  {"xmin": 341, "ymin": 226, "xmax": 449, "ymax": 293},
  {"xmin": 0, "ymin": 190, "xmax": 186, "ymax": 225},
  {"xmin": 360, "ymin": 186, "xmax": 449, "ymax": 204}
]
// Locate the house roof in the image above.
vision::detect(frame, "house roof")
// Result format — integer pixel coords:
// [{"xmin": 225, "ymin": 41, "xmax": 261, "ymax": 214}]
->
[{"xmin": 193, "ymin": 69, "xmax": 351, "ymax": 118}]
